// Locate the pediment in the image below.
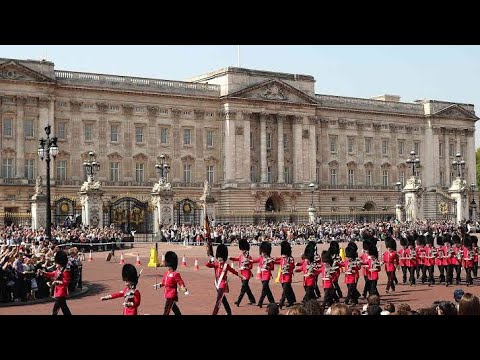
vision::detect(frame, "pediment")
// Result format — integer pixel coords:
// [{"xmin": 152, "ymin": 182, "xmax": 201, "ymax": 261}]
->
[
  {"xmin": 346, "ymin": 161, "xmax": 357, "ymax": 167},
  {"xmin": 204, "ymin": 156, "xmax": 218, "ymax": 162},
  {"xmin": 328, "ymin": 160, "xmax": 339, "ymax": 167},
  {"xmin": 181, "ymin": 155, "xmax": 195, "ymax": 162},
  {"xmin": 107, "ymin": 152, "xmax": 123, "ymax": 160},
  {"xmin": 433, "ymin": 104, "xmax": 478, "ymax": 120},
  {"xmin": 224, "ymin": 79, "xmax": 318, "ymax": 104},
  {"xmin": 0, "ymin": 60, "xmax": 55, "ymax": 83},
  {"xmin": 133, "ymin": 152, "xmax": 148, "ymax": 160}
]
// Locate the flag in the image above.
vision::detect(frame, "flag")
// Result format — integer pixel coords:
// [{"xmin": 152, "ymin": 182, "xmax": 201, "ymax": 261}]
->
[
  {"xmin": 275, "ymin": 265, "xmax": 281, "ymax": 283},
  {"xmin": 204, "ymin": 213, "xmax": 212, "ymax": 238}
]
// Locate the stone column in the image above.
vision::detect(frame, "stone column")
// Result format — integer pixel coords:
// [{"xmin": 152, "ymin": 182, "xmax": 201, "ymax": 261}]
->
[
  {"xmin": 277, "ymin": 114, "xmax": 285, "ymax": 183},
  {"xmin": 70, "ymin": 101, "xmax": 83, "ymax": 179},
  {"xmin": 403, "ymin": 176, "xmax": 424, "ymax": 221},
  {"xmin": 466, "ymin": 129, "xmax": 476, "ymax": 186},
  {"xmin": 242, "ymin": 112, "xmax": 251, "ymax": 183},
  {"xmin": 79, "ymin": 182, "xmax": 104, "ymax": 228},
  {"xmin": 449, "ymin": 177, "xmax": 467, "ymax": 224},
  {"xmin": 151, "ymin": 181, "xmax": 174, "ymax": 234},
  {"xmin": 15, "ymin": 96, "xmax": 26, "ymax": 178},
  {"xmin": 122, "ymin": 104, "xmax": 134, "ymax": 181},
  {"xmin": 309, "ymin": 117, "xmax": 317, "ymax": 182},
  {"xmin": 423, "ymin": 121, "xmax": 435, "ymax": 189},
  {"xmin": 37, "ymin": 97, "xmax": 50, "ymax": 178},
  {"xmin": 292, "ymin": 116, "xmax": 304, "ymax": 183},
  {"xmin": 223, "ymin": 110, "xmax": 236, "ymax": 183},
  {"xmin": 31, "ymin": 193, "xmax": 47, "ymax": 230},
  {"xmin": 260, "ymin": 113, "xmax": 268, "ymax": 183}
]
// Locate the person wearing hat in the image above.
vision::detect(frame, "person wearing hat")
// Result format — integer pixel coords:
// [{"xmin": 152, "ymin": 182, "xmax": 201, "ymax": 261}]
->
[
  {"xmin": 398, "ymin": 236, "xmax": 409, "ymax": 284},
  {"xmin": 451, "ymin": 234, "xmax": 463, "ymax": 285},
  {"xmin": 252, "ymin": 241, "xmax": 276, "ymax": 308},
  {"xmin": 382, "ymin": 237, "xmax": 398, "ymax": 293},
  {"xmin": 423, "ymin": 235, "xmax": 436, "ymax": 286},
  {"xmin": 295, "ymin": 241, "xmax": 321, "ymax": 303},
  {"xmin": 205, "ymin": 244, "xmax": 242, "ymax": 315},
  {"xmin": 274, "ymin": 240, "xmax": 296, "ymax": 309},
  {"xmin": 406, "ymin": 235, "xmax": 417, "ymax": 286},
  {"xmin": 471, "ymin": 236, "xmax": 479, "ymax": 278},
  {"xmin": 329, "ymin": 241, "xmax": 343, "ymax": 299},
  {"xmin": 230, "ymin": 238, "xmax": 256, "ymax": 307},
  {"xmin": 37, "ymin": 250, "xmax": 72, "ymax": 315},
  {"xmin": 343, "ymin": 244, "xmax": 360, "ymax": 305},
  {"xmin": 101, "ymin": 263, "xmax": 141, "ymax": 315},
  {"xmin": 360, "ymin": 239, "xmax": 372, "ymax": 298},
  {"xmin": 153, "ymin": 251, "xmax": 188, "ymax": 315},
  {"xmin": 435, "ymin": 235, "xmax": 446, "ymax": 284},
  {"xmin": 462, "ymin": 236, "xmax": 474, "ymax": 286},
  {"xmin": 443, "ymin": 235, "xmax": 455, "ymax": 287}
]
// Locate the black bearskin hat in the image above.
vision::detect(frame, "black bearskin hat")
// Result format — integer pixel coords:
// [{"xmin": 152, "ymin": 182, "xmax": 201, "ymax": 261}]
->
[
  {"xmin": 417, "ymin": 235, "xmax": 425, "ymax": 246},
  {"xmin": 400, "ymin": 237, "xmax": 408, "ymax": 247},
  {"xmin": 436, "ymin": 235, "xmax": 444, "ymax": 246},
  {"xmin": 464, "ymin": 236, "xmax": 473, "ymax": 248},
  {"xmin": 425, "ymin": 235, "xmax": 434, "ymax": 246},
  {"xmin": 329, "ymin": 241, "xmax": 340, "ymax": 256},
  {"xmin": 216, "ymin": 244, "xmax": 229, "ymax": 261},
  {"xmin": 345, "ymin": 246, "xmax": 356, "ymax": 259},
  {"xmin": 238, "ymin": 238, "xmax": 250, "ymax": 252},
  {"xmin": 347, "ymin": 242, "xmax": 358, "ymax": 252},
  {"xmin": 452, "ymin": 234, "xmax": 461, "ymax": 245},
  {"xmin": 281, "ymin": 240, "xmax": 292, "ymax": 257},
  {"xmin": 54, "ymin": 250, "xmax": 68, "ymax": 267},
  {"xmin": 443, "ymin": 233, "xmax": 452, "ymax": 244},
  {"xmin": 304, "ymin": 241, "xmax": 316, "ymax": 262},
  {"xmin": 122, "ymin": 263, "xmax": 138, "ymax": 284},
  {"xmin": 369, "ymin": 246, "xmax": 379, "ymax": 258},
  {"xmin": 363, "ymin": 239, "xmax": 372, "ymax": 252},
  {"xmin": 471, "ymin": 235, "xmax": 478, "ymax": 246},
  {"xmin": 385, "ymin": 237, "xmax": 396, "ymax": 251},
  {"xmin": 407, "ymin": 235, "xmax": 415, "ymax": 247},
  {"xmin": 321, "ymin": 250, "xmax": 332, "ymax": 265},
  {"xmin": 164, "ymin": 251, "xmax": 178, "ymax": 270},
  {"xmin": 259, "ymin": 241, "xmax": 272, "ymax": 257}
]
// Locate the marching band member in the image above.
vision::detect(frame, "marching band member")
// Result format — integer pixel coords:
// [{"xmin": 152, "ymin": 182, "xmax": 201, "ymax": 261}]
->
[
  {"xmin": 382, "ymin": 237, "xmax": 398, "ymax": 293},
  {"xmin": 462, "ymin": 236, "xmax": 474, "ymax": 286},
  {"xmin": 205, "ymin": 244, "xmax": 241, "ymax": 315},
  {"xmin": 230, "ymin": 238, "xmax": 256, "ymax": 307},
  {"xmin": 154, "ymin": 251, "xmax": 188, "ymax": 315},
  {"xmin": 37, "ymin": 250, "xmax": 72, "ymax": 315},
  {"xmin": 365, "ymin": 242, "xmax": 380, "ymax": 297},
  {"xmin": 320, "ymin": 250, "xmax": 338, "ymax": 308},
  {"xmin": 329, "ymin": 241, "xmax": 343, "ymax": 299},
  {"xmin": 406, "ymin": 236, "xmax": 417, "ymax": 286},
  {"xmin": 451, "ymin": 235, "xmax": 463, "ymax": 285},
  {"xmin": 295, "ymin": 241, "xmax": 320, "ymax": 303},
  {"xmin": 472, "ymin": 236, "xmax": 479, "ymax": 278},
  {"xmin": 360, "ymin": 240, "xmax": 371, "ymax": 298},
  {"xmin": 435, "ymin": 235, "xmax": 446, "ymax": 284},
  {"xmin": 424, "ymin": 235, "xmax": 436, "ymax": 286},
  {"xmin": 443, "ymin": 235, "xmax": 454, "ymax": 287},
  {"xmin": 275, "ymin": 240, "xmax": 296, "ymax": 309},
  {"xmin": 101, "ymin": 263, "xmax": 141, "ymax": 315},
  {"xmin": 252, "ymin": 241, "xmax": 276, "ymax": 308},
  {"xmin": 398, "ymin": 237, "xmax": 409, "ymax": 284},
  {"xmin": 344, "ymin": 243, "xmax": 360, "ymax": 305},
  {"xmin": 416, "ymin": 235, "xmax": 427, "ymax": 284}
]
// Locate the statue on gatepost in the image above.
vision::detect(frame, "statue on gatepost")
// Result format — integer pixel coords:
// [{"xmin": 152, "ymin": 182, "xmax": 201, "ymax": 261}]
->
[{"xmin": 35, "ymin": 176, "xmax": 44, "ymax": 195}]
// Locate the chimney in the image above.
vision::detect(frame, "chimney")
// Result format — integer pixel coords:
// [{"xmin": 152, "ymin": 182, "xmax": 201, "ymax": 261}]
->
[{"xmin": 371, "ymin": 94, "xmax": 401, "ymax": 102}]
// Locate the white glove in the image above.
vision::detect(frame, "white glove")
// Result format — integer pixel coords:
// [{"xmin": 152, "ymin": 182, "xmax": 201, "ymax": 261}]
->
[
  {"xmin": 153, "ymin": 283, "xmax": 161, "ymax": 290},
  {"xmin": 210, "ymin": 257, "xmax": 215, "ymax": 262}
]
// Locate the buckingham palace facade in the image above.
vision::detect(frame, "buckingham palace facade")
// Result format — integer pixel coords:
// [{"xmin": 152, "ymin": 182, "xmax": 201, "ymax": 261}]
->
[{"xmin": 0, "ymin": 57, "xmax": 477, "ymax": 225}]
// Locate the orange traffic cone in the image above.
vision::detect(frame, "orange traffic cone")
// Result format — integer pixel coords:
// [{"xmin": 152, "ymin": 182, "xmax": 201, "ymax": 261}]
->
[
  {"xmin": 136, "ymin": 254, "xmax": 142, "ymax": 266},
  {"xmin": 182, "ymin": 255, "xmax": 188, "ymax": 267},
  {"xmin": 194, "ymin": 258, "xmax": 199, "ymax": 271},
  {"xmin": 255, "ymin": 265, "xmax": 261, "ymax": 280},
  {"xmin": 160, "ymin": 252, "xmax": 165, "ymax": 267},
  {"xmin": 120, "ymin": 253, "xmax": 125, "ymax": 265},
  {"xmin": 88, "ymin": 250, "xmax": 94, "ymax": 262}
]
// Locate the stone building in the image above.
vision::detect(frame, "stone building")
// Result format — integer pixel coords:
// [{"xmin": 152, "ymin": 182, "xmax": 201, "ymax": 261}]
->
[{"xmin": 0, "ymin": 57, "xmax": 477, "ymax": 227}]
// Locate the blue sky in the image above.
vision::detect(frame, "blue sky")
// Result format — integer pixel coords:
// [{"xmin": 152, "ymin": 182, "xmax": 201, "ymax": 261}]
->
[{"xmin": 2, "ymin": 45, "xmax": 479, "ymax": 146}]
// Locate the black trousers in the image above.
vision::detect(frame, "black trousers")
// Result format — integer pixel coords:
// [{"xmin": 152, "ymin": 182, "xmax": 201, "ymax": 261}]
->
[
  {"xmin": 401, "ymin": 266, "xmax": 408, "ymax": 283},
  {"xmin": 416, "ymin": 264, "xmax": 422, "ymax": 278},
  {"xmin": 446, "ymin": 264, "xmax": 454, "ymax": 285},
  {"xmin": 164, "ymin": 298, "xmax": 181, "ymax": 315},
  {"xmin": 279, "ymin": 282, "xmax": 296, "ymax": 307},
  {"xmin": 345, "ymin": 283, "xmax": 358, "ymax": 305},
  {"xmin": 408, "ymin": 267, "xmax": 416, "ymax": 285},
  {"xmin": 427, "ymin": 265, "xmax": 435, "ymax": 284},
  {"xmin": 258, "ymin": 280, "xmax": 275, "ymax": 306},
  {"xmin": 369, "ymin": 280, "xmax": 379, "ymax": 296},
  {"xmin": 303, "ymin": 286, "xmax": 317, "ymax": 303},
  {"xmin": 386, "ymin": 271, "xmax": 396, "ymax": 291},
  {"xmin": 213, "ymin": 288, "xmax": 231, "ymax": 315},
  {"xmin": 237, "ymin": 279, "xmax": 256, "ymax": 305},
  {"xmin": 314, "ymin": 276, "xmax": 321, "ymax": 298},
  {"xmin": 333, "ymin": 281, "xmax": 343, "ymax": 298},
  {"xmin": 421, "ymin": 265, "xmax": 427, "ymax": 284},
  {"xmin": 473, "ymin": 262, "xmax": 478, "ymax": 278},
  {"xmin": 465, "ymin": 267, "xmax": 473, "ymax": 285},
  {"xmin": 362, "ymin": 275, "xmax": 370, "ymax": 297},
  {"xmin": 438, "ymin": 265, "xmax": 446, "ymax": 282},
  {"xmin": 52, "ymin": 297, "xmax": 71, "ymax": 315},
  {"xmin": 454, "ymin": 265, "xmax": 462, "ymax": 283},
  {"xmin": 323, "ymin": 288, "xmax": 336, "ymax": 308}
]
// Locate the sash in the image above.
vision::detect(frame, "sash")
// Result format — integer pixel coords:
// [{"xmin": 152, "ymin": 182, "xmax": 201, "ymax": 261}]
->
[{"xmin": 214, "ymin": 262, "xmax": 228, "ymax": 290}]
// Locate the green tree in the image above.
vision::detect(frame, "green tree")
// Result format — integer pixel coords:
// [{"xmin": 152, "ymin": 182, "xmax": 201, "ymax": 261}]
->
[{"xmin": 476, "ymin": 148, "xmax": 480, "ymax": 188}]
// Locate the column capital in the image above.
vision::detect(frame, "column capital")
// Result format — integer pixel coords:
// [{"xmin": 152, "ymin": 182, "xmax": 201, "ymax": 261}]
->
[
  {"xmin": 194, "ymin": 109, "xmax": 205, "ymax": 119},
  {"xmin": 16, "ymin": 95, "xmax": 27, "ymax": 105},
  {"xmin": 70, "ymin": 100, "xmax": 83, "ymax": 112},
  {"xmin": 147, "ymin": 105, "xmax": 159, "ymax": 117},
  {"xmin": 277, "ymin": 114, "xmax": 287, "ymax": 122},
  {"xmin": 308, "ymin": 116, "xmax": 319, "ymax": 125},
  {"xmin": 259, "ymin": 112, "xmax": 270, "ymax": 121},
  {"xmin": 38, "ymin": 97, "xmax": 51, "ymax": 108},
  {"xmin": 292, "ymin": 115, "xmax": 303, "ymax": 124},
  {"xmin": 122, "ymin": 104, "xmax": 134, "ymax": 115},
  {"xmin": 171, "ymin": 108, "xmax": 182, "ymax": 117},
  {"xmin": 242, "ymin": 111, "xmax": 253, "ymax": 121},
  {"xmin": 96, "ymin": 102, "xmax": 109, "ymax": 112}
]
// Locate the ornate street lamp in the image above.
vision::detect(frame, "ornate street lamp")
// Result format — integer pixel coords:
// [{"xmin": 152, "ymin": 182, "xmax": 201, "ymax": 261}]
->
[
  {"xmin": 395, "ymin": 181, "xmax": 403, "ymax": 205},
  {"xmin": 38, "ymin": 124, "xmax": 59, "ymax": 242},
  {"xmin": 83, "ymin": 150, "xmax": 100, "ymax": 183},
  {"xmin": 452, "ymin": 153, "xmax": 466, "ymax": 179},
  {"xmin": 406, "ymin": 149, "xmax": 420, "ymax": 177},
  {"xmin": 470, "ymin": 183, "xmax": 476, "ymax": 222},
  {"xmin": 155, "ymin": 154, "xmax": 170, "ymax": 183}
]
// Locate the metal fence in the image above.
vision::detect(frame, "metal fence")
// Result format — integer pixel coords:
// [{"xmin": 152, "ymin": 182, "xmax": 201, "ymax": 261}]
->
[{"xmin": 1, "ymin": 212, "xmax": 32, "ymax": 228}]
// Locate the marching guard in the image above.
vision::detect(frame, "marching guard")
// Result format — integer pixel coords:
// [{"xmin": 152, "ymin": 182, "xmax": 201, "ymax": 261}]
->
[
  {"xmin": 275, "ymin": 240, "xmax": 296, "ymax": 309},
  {"xmin": 343, "ymin": 243, "xmax": 360, "ymax": 305},
  {"xmin": 101, "ymin": 263, "xmax": 141, "ymax": 315},
  {"xmin": 230, "ymin": 238, "xmax": 256, "ymax": 307},
  {"xmin": 252, "ymin": 241, "xmax": 276, "ymax": 308},
  {"xmin": 382, "ymin": 237, "xmax": 398, "ymax": 293}
]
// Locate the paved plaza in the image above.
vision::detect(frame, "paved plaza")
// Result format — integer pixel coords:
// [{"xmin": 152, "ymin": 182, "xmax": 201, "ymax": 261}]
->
[{"xmin": 1, "ymin": 241, "xmax": 480, "ymax": 315}]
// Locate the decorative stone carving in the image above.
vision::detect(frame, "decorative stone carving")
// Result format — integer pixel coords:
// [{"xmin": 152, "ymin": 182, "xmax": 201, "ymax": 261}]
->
[
  {"xmin": 16, "ymin": 95, "xmax": 27, "ymax": 105},
  {"xmin": 96, "ymin": 102, "xmax": 109, "ymax": 112},
  {"xmin": 389, "ymin": 124, "xmax": 397, "ymax": 133},
  {"xmin": 122, "ymin": 104, "xmax": 134, "ymax": 115},
  {"xmin": 302, "ymin": 129, "xmax": 310, "ymax": 139},
  {"xmin": 38, "ymin": 97, "xmax": 50, "ymax": 108},
  {"xmin": 242, "ymin": 111, "xmax": 252, "ymax": 121},
  {"xmin": 70, "ymin": 100, "xmax": 83, "ymax": 112},
  {"xmin": 235, "ymin": 126, "xmax": 244, "ymax": 135},
  {"xmin": 34, "ymin": 176, "xmax": 43, "ymax": 195},
  {"xmin": 260, "ymin": 83, "xmax": 287, "ymax": 101},
  {"xmin": 432, "ymin": 127, "xmax": 441, "ymax": 135},
  {"xmin": 171, "ymin": 108, "xmax": 181, "ymax": 117},
  {"xmin": 308, "ymin": 116, "xmax": 318, "ymax": 125},
  {"xmin": 372, "ymin": 123, "xmax": 381, "ymax": 132},
  {"xmin": 80, "ymin": 180, "xmax": 102, "ymax": 192},
  {"xmin": 147, "ymin": 106, "xmax": 159, "ymax": 116},
  {"xmin": 338, "ymin": 119, "xmax": 347, "ymax": 129},
  {"xmin": 292, "ymin": 115, "xmax": 303, "ymax": 124},
  {"xmin": 0, "ymin": 69, "xmax": 26, "ymax": 80},
  {"xmin": 405, "ymin": 126, "xmax": 413, "ymax": 134},
  {"xmin": 355, "ymin": 121, "xmax": 364, "ymax": 130},
  {"xmin": 194, "ymin": 110, "xmax": 205, "ymax": 119},
  {"xmin": 152, "ymin": 180, "xmax": 172, "ymax": 193}
]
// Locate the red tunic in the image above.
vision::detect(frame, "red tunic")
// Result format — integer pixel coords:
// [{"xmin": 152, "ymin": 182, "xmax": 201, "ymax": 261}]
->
[
  {"xmin": 463, "ymin": 248, "xmax": 474, "ymax": 268},
  {"xmin": 406, "ymin": 248, "xmax": 417, "ymax": 267},
  {"xmin": 367, "ymin": 258, "xmax": 381, "ymax": 281},
  {"xmin": 43, "ymin": 268, "xmax": 71, "ymax": 298},
  {"xmin": 252, "ymin": 256, "xmax": 274, "ymax": 281},
  {"xmin": 416, "ymin": 245, "xmax": 425, "ymax": 265},
  {"xmin": 398, "ymin": 248, "xmax": 408, "ymax": 267},
  {"xmin": 109, "ymin": 286, "xmax": 141, "ymax": 315},
  {"xmin": 451, "ymin": 245, "xmax": 462, "ymax": 266},
  {"xmin": 423, "ymin": 246, "xmax": 436, "ymax": 266},
  {"xmin": 360, "ymin": 251, "xmax": 369, "ymax": 276},
  {"xmin": 435, "ymin": 246, "xmax": 445, "ymax": 266},
  {"xmin": 320, "ymin": 265, "xmax": 334, "ymax": 289},
  {"xmin": 382, "ymin": 250, "xmax": 398, "ymax": 272},
  {"xmin": 295, "ymin": 260, "xmax": 320, "ymax": 287},
  {"xmin": 343, "ymin": 259, "xmax": 359, "ymax": 285},
  {"xmin": 274, "ymin": 255, "xmax": 295, "ymax": 283},
  {"xmin": 205, "ymin": 260, "xmax": 238, "ymax": 293},
  {"xmin": 161, "ymin": 270, "xmax": 185, "ymax": 300},
  {"xmin": 230, "ymin": 252, "xmax": 253, "ymax": 279}
]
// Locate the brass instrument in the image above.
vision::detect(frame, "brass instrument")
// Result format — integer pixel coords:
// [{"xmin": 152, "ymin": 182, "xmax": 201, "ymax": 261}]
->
[
  {"xmin": 345, "ymin": 260, "xmax": 359, "ymax": 275},
  {"xmin": 447, "ymin": 247, "xmax": 454, "ymax": 258},
  {"xmin": 322, "ymin": 265, "xmax": 336, "ymax": 280},
  {"xmin": 281, "ymin": 256, "xmax": 293, "ymax": 275},
  {"xmin": 262, "ymin": 255, "xmax": 275, "ymax": 271},
  {"xmin": 371, "ymin": 259, "xmax": 381, "ymax": 271},
  {"xmin": 456, "ymin": 249, "xmax": 463, "ymax": 261},
  {"xmin": 466, "ymin": 250, "xmax": 475, "ymax": 261},
  {"xmin": 239, "ymin": 252, "xmax": 251, "ymax": 270},
  {"xmin": 306, "ymin": 260, "xmax": 320, "ymax": 277},
  {"xmin": 409, "ymin": 249, "xmax": 417, "ymax": 260}
]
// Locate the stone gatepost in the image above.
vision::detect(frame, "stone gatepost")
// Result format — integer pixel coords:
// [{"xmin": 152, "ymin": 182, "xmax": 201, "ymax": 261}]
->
[
  {"xmin": 449, "ymin": 177, "xmax": 467, "ymax": 224},
  {"xmin": 151, "ymin": 180, "xmax": 174, "ymax": 235},
  {"xmin": 403, "ymin": 176, "xmax": 424, "ymax": 222},
  {"xmin": 199, "ymin": 180, "xmax": 216, "ymax": 227},
  {"xmin": 31, "ymin": 176, "xmax": 46, "ymax": 230},
  {"xmin": 308, "ymin": 206, "xmax": 317, "ymax": 224},
  {"xmin": 395, "ymin": 204, "xmax": 404, "ymax": 222},
  {"xmin": 79, "ymin": 180, "xmax": 104, "ymax": 228}
]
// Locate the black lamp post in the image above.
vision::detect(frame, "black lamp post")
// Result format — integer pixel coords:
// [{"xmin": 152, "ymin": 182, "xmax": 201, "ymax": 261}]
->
[
  {"xmin": 309, "ymin": 183, "xmax": 315, "ymax": 207},
  {"xmin": 155, "ymin": 154, "xmax": 170, "ymax": 183},
  {"xmin": 406, "ymin": 149, "xmax": 420, "ymax": 176},
  {"xmin": 395, "ymin": 181, "xmax": 403, "ymax": 205},
  {"xmin": 470, "ymin": 183, "xmax": 476, "ymax": 221},
  {"xmin": 37, "ymin": 124, "xmax": 59, "ymax": 241},
  {"xmin": 83, "ymin": 150, "xmax": 100, "ymax": 182},
  {"xmin": 452, "ymin": 153, "xmax": 466, "ymax": 179}
]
